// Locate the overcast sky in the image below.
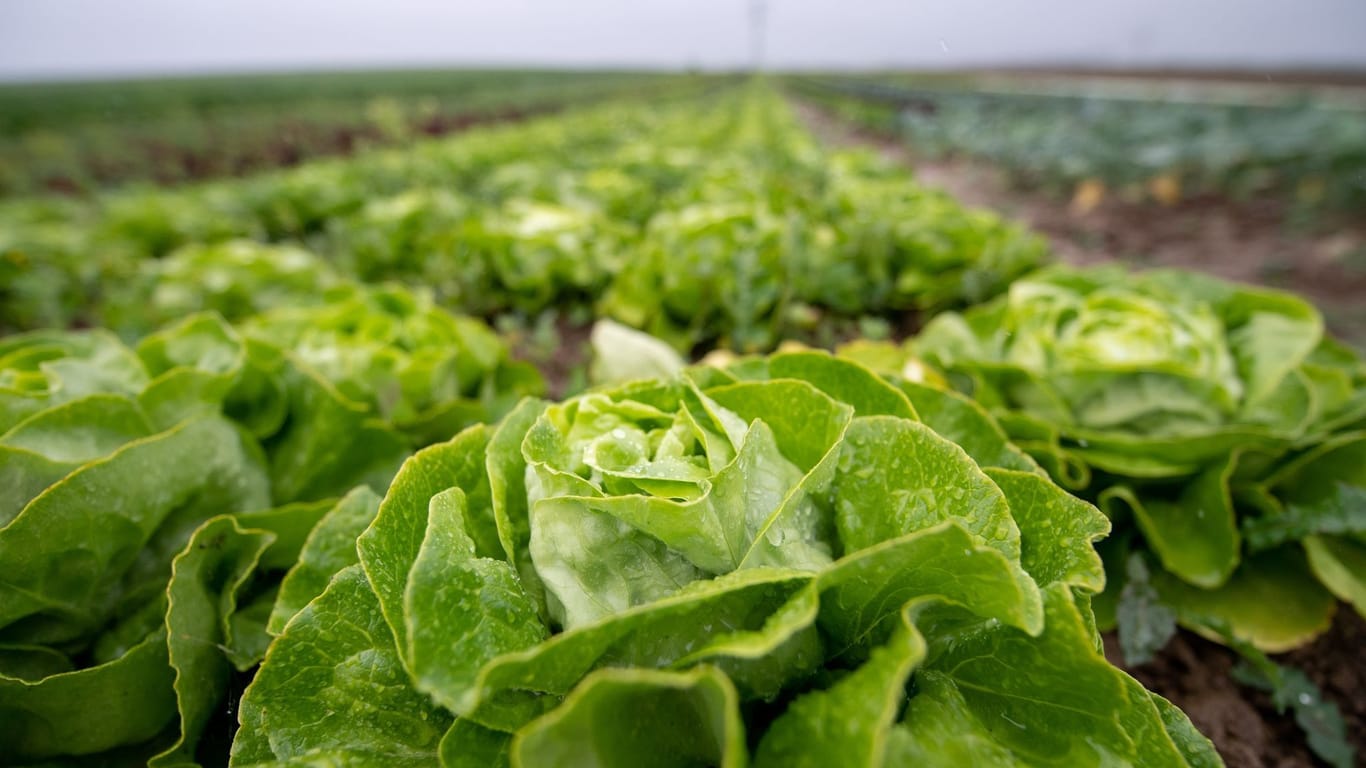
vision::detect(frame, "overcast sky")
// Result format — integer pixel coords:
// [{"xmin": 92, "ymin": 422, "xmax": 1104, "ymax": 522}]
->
[{"xmin": 2, "ymin": 0, "xmax": 1364, "ymax": 81}]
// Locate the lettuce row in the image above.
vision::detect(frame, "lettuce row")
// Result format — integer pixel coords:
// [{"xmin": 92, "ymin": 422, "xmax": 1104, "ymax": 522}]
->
[
  {"xmin": 0, "ymin": 291, "xmax": 540, "ymax": 764},
  {"xmin": 597, "ymin": 90, "xmax": 1049, "ymax": 352},
  {"xmin": 233, "ymin": 351, "xmax": 1218, "ymax": 767},
  {"xmin": 0, "ymin": 99, "xmax": 658, "ymax": 334},
  {"xmin": 911, "ymin": 265, "xmax": 1366, "ymax": 651},
  {"xmin": 103, "ymin": 240, "xmax": 348, "ymax": 336},
  {"xmin": 4, "ymin": 87, "xmax": 1048, "ymax": 356}
]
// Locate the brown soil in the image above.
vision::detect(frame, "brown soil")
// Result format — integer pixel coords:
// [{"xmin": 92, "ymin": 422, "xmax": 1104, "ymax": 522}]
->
[
  {"xmin": 1104, "ymin": 609, "xmax": 1365, "ymax": 768},
  {"xmin": 797, "ymin": 102, "xmax": 1366, "ymax": 348},
  {"xmin": 39, "ymin": 106, "xmax": 549, "ymax": 196},
  {"xmin": 505, "ymin": 312, "xmax": 594, "ymax": 400}
]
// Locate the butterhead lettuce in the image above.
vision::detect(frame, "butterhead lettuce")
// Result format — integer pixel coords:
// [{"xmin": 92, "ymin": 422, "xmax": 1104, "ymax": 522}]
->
[
  {"xmin": 232, "ymin": 351, "xmax": 1218, "ymax": 767},
  {"xmin": 0, "ymin": 290, "xmax": 541, "ymax": 764},
  {"xmin": 914, "ymin": 265, "xmax": 1366, "ymax": 652}
]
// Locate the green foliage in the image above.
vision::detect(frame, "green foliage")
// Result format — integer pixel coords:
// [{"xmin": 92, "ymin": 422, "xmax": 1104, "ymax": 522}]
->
[
  {"xmin": 0, "ymin": 69, "xmax": 687, "ymax": 196},
  {"xmin": 4, "ymin": 77, "xmax": 1307, "ymax": 767},
  {"xmin": 110, "ymin": 240, "xmax": 346, "ymax": 334},
  {"xmin": 800, "ymin": 76, "xmax": 1366, "ymax": 212},
  {"xmin": 1116, "ymin": 554, "xmax": 1178, "ymax": 665},
  {"xmin": 0, "ymin": 84, "xmax": 1048, "ymax": 349},
  {"xmin": 0, "ymin": 283, "xmax": 539, "ymax": 763},
  {"xmin": 232, "ymin": 351, "xmax": 1218, "ymax": 767},
  {"xmin": 912, "ymin": 264, "xmax": 1366, "ymax": 653}
]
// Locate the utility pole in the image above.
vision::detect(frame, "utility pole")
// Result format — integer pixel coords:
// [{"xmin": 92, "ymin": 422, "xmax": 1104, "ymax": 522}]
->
[{"xmin": 749, "ymin": 0, "xmax": 767, "ymax": 73}]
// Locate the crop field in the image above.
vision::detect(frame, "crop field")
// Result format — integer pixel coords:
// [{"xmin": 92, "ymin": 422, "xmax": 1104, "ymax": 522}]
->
[
  {"xmin": 0, "ymin": 70, "xmax": 699, "ymax": 196},
  {"xmin": 0, "ymin": 70, "xmax": 1362, "ymax": 768},
  {"xmin": 795, "ymin": 73, "xmax": 1366, "ymax": 209},
  {"xmin": 795, "ymin": 73, "xmax": 1366, "ymax": 353}
]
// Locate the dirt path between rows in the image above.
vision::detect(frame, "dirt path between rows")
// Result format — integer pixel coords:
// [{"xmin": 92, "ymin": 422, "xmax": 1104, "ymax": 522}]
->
[
  {"xmin": 796, "ymin": 101, "xmax": 1366, "ymax": 350},
  {"xmin": 795, "ymin": 100, "xmax": 1366, "ymax": 768}
]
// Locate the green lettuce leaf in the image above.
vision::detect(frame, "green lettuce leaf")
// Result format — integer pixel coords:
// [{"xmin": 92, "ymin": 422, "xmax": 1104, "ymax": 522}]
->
[
  {"xmin": 152, "ymin": 516, "xmax": 275, "ymax": 767},
  {"xmin": 0, "ymin": 416, "xmax": 269, "ymax": 642},
  {"xmin": 268, "ymin": 487, "xmax": 382, "ymax": 634},
  {"xmin": 512, "ymin": 666, "xmax": 746, "ymax": 768},
  {"xmin": 891, "ymin": 586, "xmax": 1206, "ymax": 766},
  {"xmin": 231, "ymin": 566, "xmax": 452, "ymax": 767}
]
